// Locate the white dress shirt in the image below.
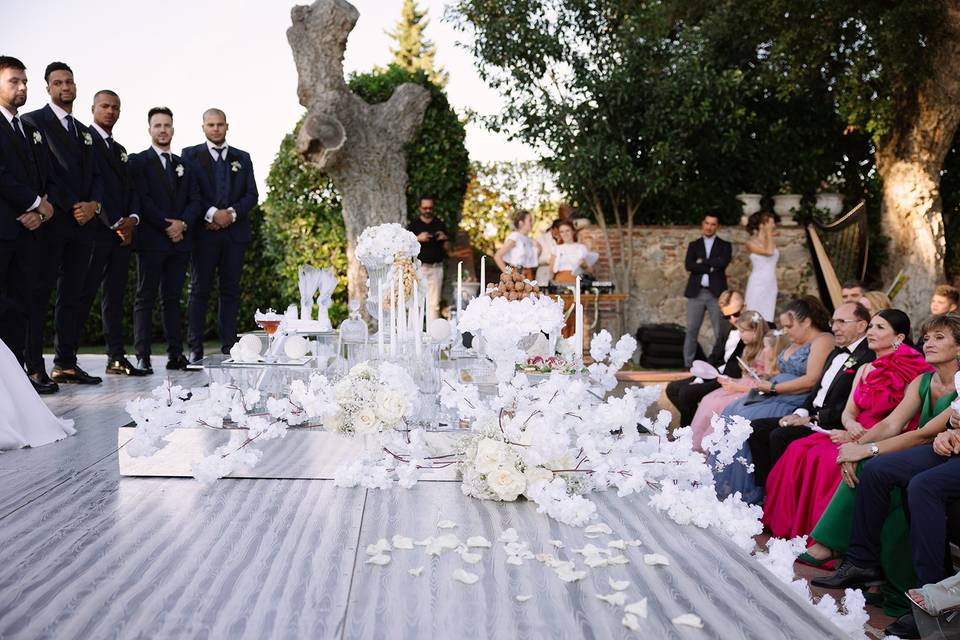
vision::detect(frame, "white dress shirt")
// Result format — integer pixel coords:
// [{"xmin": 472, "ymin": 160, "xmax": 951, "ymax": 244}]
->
[
  {"xmin": 794, "ymin": 335, "xmax": 866, "ymax": 417},
  {"xmin": 717, "ymin": 329, "xmax": 742, "ymax": 375},
  {"xmin": 700, "ymin": 235, "xmax": 715, "ymax": 288},
  {"xmin": 204, "ymin": 140, "xmax": 237, "ymax": 224},
  {"xmin": 0, "ymin": 104, "xmax": 42, "ymax": 212},
  {"xmin": 48, "ymin": 102, "xmax": 75, "ymax": 132},
  {"xmin": 91, "ymin": 123, "xmax": 139, "ymax": 226},
  {"xmin": 152, "ymin": 145, "xmax": 173, "ymax": 168}
]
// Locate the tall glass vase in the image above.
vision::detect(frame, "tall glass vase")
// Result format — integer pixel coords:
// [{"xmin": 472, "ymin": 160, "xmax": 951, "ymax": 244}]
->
[{"xmin": 363, "ymin": 262, "xmax": 393, "ymax": 322}]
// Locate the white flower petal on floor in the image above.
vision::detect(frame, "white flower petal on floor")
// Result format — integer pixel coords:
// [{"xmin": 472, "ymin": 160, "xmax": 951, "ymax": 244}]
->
[
  {"xmin": 624, "ymin": 598, "xmax": 648, "ymax": 619},
  {"xmin": 607, "ymin": 540, "xmax": 626, "ymax": 550},
  {"xmin": 622, "ymin": 613, "xmax": 642, "ymax": 631},
  {"xmin": 408, "ymin": 566, "xmax": 424, "ymax": 577},
  {"xmin": 608, "ymin": 578, "xmax": 630, "ymax": 591},
  {"xmin": 596, "ymin": 592, "xmax": 628, "ymax": 607},
  {"xmin": 452, "ymin": 569, "xmax": 479, "ymax": 585},
  {"xmin": 459, "ymin": 550, "xmax": 482, "ymax": 564},
  {"xmin": 365, "ymin": 554, "xmax": 391, "ymax": 566},
  {"xmin": 515, "ymin": 595, "xmax": 533, "ymax": 603},
  {"xmin": 437, "ymin": 519, "xmax": 457, "ymax": 529},
  {"xmin": 391, "ymin": 535, "xmax": 414, "ymax": 550},
  {"xmin": 643, "ymin": 553, "xmax": 670, "ymax": 566},
  {"xmin": 466, "ymin": 536, "xmax": 492, "ymax": 548},
  {"xmin": 499, "ymin": 528, "xmax": 519, "ymax": 543},
  {"xmin": 554, "ymin": 566, "xmax": 588, "ymax": 582},
  {"xmin": 584, "ymin": 523, "xmax": 612, "ymax": 536},
  {"xmin": 366, "ymin": 538, "xmax": 391, "ymax": 555},
  {"xmin": 671, "ymin": 614, "xmax": 704, "ymax": 629},
  {"xmin": 549, "ymin": 539, "xmax": 564, "ymax": 548}
]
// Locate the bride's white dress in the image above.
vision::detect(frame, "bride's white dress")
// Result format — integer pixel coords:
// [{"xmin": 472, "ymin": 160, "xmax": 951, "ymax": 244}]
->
[
  {"xmin": 744, "ymin": 248, "xmax": 780, "ymax": 322},
  {"xmin": 0, "ymin": 339, "xmax": 75, "ymax": 451}
]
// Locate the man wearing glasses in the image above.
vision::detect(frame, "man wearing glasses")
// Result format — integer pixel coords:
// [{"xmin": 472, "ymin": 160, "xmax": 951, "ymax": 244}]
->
[
  {"xmin": 746, "ymin": 301, "xmax": 873, "ymax": 485},
  {"xmin": 408, "ymin": 196, "xmax": 448, "ymax": 321},
  {"xmin": 666, "ymin": 290, "xmax": 746, "ymax": 429}
]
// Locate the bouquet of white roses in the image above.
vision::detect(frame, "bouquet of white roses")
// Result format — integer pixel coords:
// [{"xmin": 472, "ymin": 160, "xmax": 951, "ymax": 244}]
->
[
  {"xmin": 355, "ymin": 223, "xmax": 421, "ymax": 267},
  {"xmin": 323, "ymin": 361, "xmax": 418, "ymax": 435}
]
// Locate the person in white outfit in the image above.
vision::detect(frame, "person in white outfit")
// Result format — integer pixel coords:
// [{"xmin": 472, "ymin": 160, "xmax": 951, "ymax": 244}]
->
[
  {"xmin": 494, "ymin": 209, "xmax": 538, "ymax": 280},
  {"xmin": 743, "ymin": 211, "xmax": 779, "ymax": 323},
  {"xmin": 0, "ymin": 337, "xmax": 74, "ymax": 450},
  {"xmin": 551, "ymin": 221, "xmax": 598, "ymax": 284}
]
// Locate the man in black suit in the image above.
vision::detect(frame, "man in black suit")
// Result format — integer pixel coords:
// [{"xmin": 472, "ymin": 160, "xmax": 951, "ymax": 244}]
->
[
  {"xmin": 75, "ymin": 90, "xmax": 147, "ymax": 377},
  {"xmin": 747, "ymin": 301, "xmax": 873, "ymax": 485},
  {"xmin": 129, "ymin": 107, "xmax": 202, "ymax": 373},
  {"xmin": 682, "ymin": 213, "xmax": 732, "ymax": 367},
  {"xmin": 666, "ymin": 290, "xmax": 746, "ymax": 428},
  {"xmin": 181, "ymin": 108, "xmax": 258, "ymax": 361},
  {"xmin": 22, "ymin": 61, "xmax": 103, "ymax": 389},
  {"xmin": 0, "ymin": 56, "xmax": 56, "ymax": 391}
]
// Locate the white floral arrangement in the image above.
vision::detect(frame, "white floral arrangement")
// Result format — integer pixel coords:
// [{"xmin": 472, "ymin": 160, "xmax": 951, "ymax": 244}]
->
[
  {"xmin": 175, "ymin": 164, "xmax": 184, "ymax": 177},
  {"xmin": 458, "ymin": 293, "xmax": 565, "ymax": 382},
  {"xmin": 323, "ymin": 361, "xmax": 418, "ymax": 435},
  {"xmin": 355, "ymin": 222, "xmax": 421, "ymax": 267}
]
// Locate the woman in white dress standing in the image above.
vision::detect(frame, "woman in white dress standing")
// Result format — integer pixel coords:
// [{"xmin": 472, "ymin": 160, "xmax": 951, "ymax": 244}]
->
[
  {"xmin": 744, "ymin": 211, "xmax": 779, "ymax": 323},
  {"xmin": 494, "ymin": 209, "xmax": 539, "ymax": 280},
  {"xmin": 0, "ymin": 338, "xmax": 75, "ymax": 451},
  {"xmin": 551, "ymin": 221, "xmax": 598, "ymax": 284}
]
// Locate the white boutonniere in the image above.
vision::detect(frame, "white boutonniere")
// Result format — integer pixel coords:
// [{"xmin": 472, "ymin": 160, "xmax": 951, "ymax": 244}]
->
[
  {"xmin": 230, "ymin": 161, "xmax": 241, "ymax": 173},
  {"xmin": 32, "ymin": 131, "xmax": 42, "ymax": 144},
  {"xmin": 175, "ymin": 164, "xmax": 185, "ymax": 178},
  {"xmin": 843, "ymin": 356, "xmax": 857, "ymax": 369},
  {"xmin": 82, "ymin": 132, "xmax": 93, "ymax": 146},
  {"xmin": 120, "ymin": 152, "xmax": 128, "ymax": 163}
]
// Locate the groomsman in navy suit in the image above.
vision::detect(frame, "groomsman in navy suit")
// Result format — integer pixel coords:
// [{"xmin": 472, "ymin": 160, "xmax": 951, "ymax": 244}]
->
[
  {"xmin": 182, "ymin": 108, "xmax": 258, "ymax": 361},
  {"xmin": 76, "ymin": 90, "xmax": 148, "ymax": 376},
  {"xmin": 128, "ymin": 107, "xmax": 202, "ymax": 373},
  {"xmin": 23, "ymin": 61, "xmax": 103, "ymax": 388},
  {"xmin": 0, "ymin": 56, "xmax": 56, "ymax": 392}
]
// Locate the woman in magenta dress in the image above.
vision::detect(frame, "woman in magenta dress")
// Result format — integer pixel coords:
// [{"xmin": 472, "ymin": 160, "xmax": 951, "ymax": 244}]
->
[
  {"xmin": 690, "ymin": 311, "xmax": 772, "ymax": 452},
  {"xmin": 762, "ymin": 309, "xmax": 931, "ymax": 539}
]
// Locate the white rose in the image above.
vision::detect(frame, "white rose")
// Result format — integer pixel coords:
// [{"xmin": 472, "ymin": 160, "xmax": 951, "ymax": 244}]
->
[
  {"xmin": 474, "ymin": 438, "xmax": 509, "ymax": 475},
  {"xmin": 487, "ymin": 465, "xmax": 526, "ymax": 502},
  {"xmin": 322, "ymin": 410, "xmax": 345, "ymax": 433},
  {"xmin": 375, "ymin": 389, "xmax": 406, "ymax": 425},
  {"xmin": 524, "ymin": 465, "xmax": 553, "ymax": 487},
  {"xmin": 352, "ymin": 407, "xmax": 380, "ymax": 434}
]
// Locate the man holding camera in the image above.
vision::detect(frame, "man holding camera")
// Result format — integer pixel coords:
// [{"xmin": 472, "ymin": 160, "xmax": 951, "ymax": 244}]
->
[{"xmin": 407, "ymin": 196, "xmax": 448, "ymax": 320}]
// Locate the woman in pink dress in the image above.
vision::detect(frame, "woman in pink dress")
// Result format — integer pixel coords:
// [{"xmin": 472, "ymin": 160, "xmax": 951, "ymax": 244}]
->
[
  {"xmin": 762, "ymin": 309, "xmax": 931, "ymax": 539},
  {"xmin": 690, "ymin": 311, "xmax": 772, "ymax": 451}
]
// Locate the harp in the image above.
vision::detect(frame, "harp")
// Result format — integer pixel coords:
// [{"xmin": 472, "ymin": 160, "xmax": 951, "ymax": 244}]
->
[{"xmin": 805, "ymin": 201, "xmax": 869, "ymax": 312}]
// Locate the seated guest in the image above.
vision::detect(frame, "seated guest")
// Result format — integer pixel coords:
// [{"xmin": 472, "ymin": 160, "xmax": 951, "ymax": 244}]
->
[
  {"xmin": 689, "ymin": 310, "xmax": 771, "ymax": 451},
  {"xmin": 841, "ymin": 280, "xmax": 866, "ymax": 304},
  {"xmin": 551, "ymin": 220, "xmax": 596, "ymax": 284},
  {"xmin": 808, "ymin": 314, "xmax": 960, "ymax": 624},
  {"xmin": 748, "ymin": 302, "xmax": 873, "ymax": 486},
  {"xmin": 930, "ymin": 283, "xmax": 959, "ymax": 316},
  {"xmin": 494, "ymin": 209, "xmax": 538, "ymax": 281},
  {"xmin": 666, "ymin": 290, "xmax": 745, "ymax": 429},
  {"xmin": 861, "ymin": 290, "xmax": 892, "ymax": 313},
  {"xmin": 763, "ymin": 309, "xmax": 930, "ymax": 540},
  {"xmin": 711, "ymin": 296, "xmax": 834, "ymax": 504}
]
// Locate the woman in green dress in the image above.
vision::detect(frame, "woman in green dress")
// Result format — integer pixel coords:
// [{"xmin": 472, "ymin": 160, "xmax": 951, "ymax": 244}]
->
[{"xmin": 801, "ymin": 315, "xmax": 960, "ymax": 616}]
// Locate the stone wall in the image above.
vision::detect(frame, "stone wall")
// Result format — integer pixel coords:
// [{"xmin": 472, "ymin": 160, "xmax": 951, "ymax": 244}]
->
[{"xmin": 577, "ymin": 225, "xmax": 818, "ymax": 346}]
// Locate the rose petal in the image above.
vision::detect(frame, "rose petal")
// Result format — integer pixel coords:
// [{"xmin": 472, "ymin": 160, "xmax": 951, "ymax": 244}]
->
[
  {"xmin": 608, "ymin": 555, "xmax": 630, "ymax": 565},
  {"xmin": 607, "ymin": 540, "xmax": 627, "ymax": 550},
  {"xmin": 453, "ymin": 568, "xmax": 479, "ymax": 585},
  {"xmin": 597, "ymin": 592, "xmax": 627, "ymax": 606},
  {"xmin": 408, "ymin": 566, "xmax": 424, "ymax": 577},
  {"xmin": 460, "ymin": 550, "xmax": 482, "ymax": 564},
  {"xmin": 609, "ymin": 578, "xmax": 630, "ymax": 591},
  {"xmin": 622, "ymin": 613, "xmax": 642, "ymax": 631},
  {"xmin": 392, "ymin": 535, "xmax": 414, "ymax": 550},
  {"xmin": 585, "ymin": 523, "xmax": 613, "ymax": 535},
  {"xmin": 643, "ymin": 553, "xmax": 670, "ymax": 566},
  {"xmin": 466, "ymin": 536, "xmax": 492, "ymax": 548},
  {"xmin": 437, "ymin": 520, "xmax": 458, "ymax": 529},
  {"xmin": 549, "ymin": 539, "xmax": 564, "ymax": 548},
  {"xmin": 365, "ymin": 539, "xmax": 391, "ymax": 555},
  {"xmin": 625, "ymin": 598, "xmax": 648, "ymax": 619},
  {"xmin": 672, "ymin": 614, "xmax": 703, "ymax": 629},
  {"xmin": 365, "ymin": 554, "xmax": 391, "ymax": 566},
  {"xmin": 499, "ymin": 528, "xmax": 519, "ymax": 543},
  {"xmin": 516, "ymin": 594, "xmax": 533, "ymax": 602}
]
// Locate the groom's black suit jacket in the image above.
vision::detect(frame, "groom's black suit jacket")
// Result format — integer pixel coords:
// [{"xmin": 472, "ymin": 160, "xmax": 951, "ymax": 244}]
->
[{"xmin": 800, "ymin": 337, "xmax": 875, "ymax": 427}]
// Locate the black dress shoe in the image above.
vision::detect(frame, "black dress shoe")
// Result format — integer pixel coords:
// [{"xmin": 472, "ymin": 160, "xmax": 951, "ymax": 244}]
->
[
  {"xmin": 106, "ymin": 357, "xmax": 149, "ymax": 377},
  {"xmin": 189, "ymin": 351, "xmax": 204, "ymax": 364},
  {"xmin": 51, "ymin": 365, "xmax": 102, "ymax": 385},
  {"xmin": 810, "ymin": 560, "xmax": 884, "ymax": 589},
  {"xmin": 136, "ymin": 357, "xmax": 154, "ymax": 375},
  {"xmin": 166, "ymin": 354, "xmax": 190, "ymax": 370},
  {"xmin": 28, "ymin": 371, "xmax": 59, "ymax": 394},
  {"xmin": 885, "ymin": 613, "xmax": 919, "ymax": 639}
]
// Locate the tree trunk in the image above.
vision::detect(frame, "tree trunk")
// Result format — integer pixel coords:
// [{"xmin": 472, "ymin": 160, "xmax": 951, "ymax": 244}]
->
[
  {"xmin": 287, "ymin": 0, "xmax": 431, "ymax": 307},
  {"xmin": 876, "ymin": 2, "xmax": 960, "ymax": 318}
]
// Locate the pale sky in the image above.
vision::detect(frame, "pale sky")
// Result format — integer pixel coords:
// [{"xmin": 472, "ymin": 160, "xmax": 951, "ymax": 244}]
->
[{"xmin": 4, "ymin": 0, "xmax": 535, "ymax": 197}]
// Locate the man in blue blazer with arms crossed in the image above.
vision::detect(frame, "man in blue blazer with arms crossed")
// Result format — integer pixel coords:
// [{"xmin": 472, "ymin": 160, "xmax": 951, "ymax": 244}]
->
[
  {"xmin": 128, "ymin": 107, "xmax": 202, "ymax": 373},
  {"xmin": 181, "ymin": 108, "xmax": 258, "ymax": 362}
]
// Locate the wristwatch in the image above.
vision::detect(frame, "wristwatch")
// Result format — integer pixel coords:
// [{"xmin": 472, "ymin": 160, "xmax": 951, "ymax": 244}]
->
[
  {"xmin": 869, "ymin": 443, "xmax": 880, "ymax": 457},
  {"xmin": 37, "ymin": 212, "xmax": 47, "ymax": 223}
]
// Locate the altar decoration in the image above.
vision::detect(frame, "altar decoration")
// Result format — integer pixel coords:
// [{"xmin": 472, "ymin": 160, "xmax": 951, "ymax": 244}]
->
[
  {"xmin": 458, "ymin": 280, "xmax": 564, "ymax": 382},
  {"xmin": 355, "ymin": 222, "xmax": 420, "ymax": 267},
  {"xmin": 323, "ymin": 361, "xmax": 418, "ymax": 436}
]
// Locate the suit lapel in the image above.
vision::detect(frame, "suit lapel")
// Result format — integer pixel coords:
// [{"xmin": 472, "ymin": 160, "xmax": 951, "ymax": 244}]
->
[
  {"xmin": 0, "ymin": 117, "xmax": 42, "ymax": 188},
  {"xmin": 150, "ymin": 152, "xmax": 176, "ymax": 200},
  {"xmin": 0, "ymin": 116, "xmax": 31, "ymax": 168},
  {"xmin": 225, "ymin": 148, "xmax": 238, "ymax": 192},
  {"xmin": 197, "ymin": 147, "xmax": 215, "ymax": 186},
  {"xmin": 41, "ymin": 106, "xmax": 79, "ymax": 154},
  {"xmin": 94, "ymin": 134, "xmax": 124, "ymax": 177}
]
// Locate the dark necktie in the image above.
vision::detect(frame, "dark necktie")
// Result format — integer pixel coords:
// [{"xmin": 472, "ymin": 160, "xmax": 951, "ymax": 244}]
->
[
  {"xmin": 162, "ymin": 152, "xmax": 175, "ymax": 185},
  {"xmin": 11, "ymin": 115, "xmax": 26, "ymax": 140},
  {"xmin": 106, "ymin": 136, "xmax": 113, "ymax": 149},
  {"xmin": 65, "ymin": 114, "xmax": 78, "ymax": 139},
  {"xmin": 213, "ymin": 147, "xmax": 229, "ymax": 207}
]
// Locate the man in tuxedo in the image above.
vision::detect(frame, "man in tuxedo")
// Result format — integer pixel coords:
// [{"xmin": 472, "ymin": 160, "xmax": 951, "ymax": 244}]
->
[
  {"xmin": 666, "ymin": 290, "xmax": 745, "ymax": 428},
  {"xmin": 0, "ymin": 56, "xmax": 56, "ymax": 392},
  {"xmin": 682, "ymin": 213, "xmax": 732, "ymax": 367},
  {"xmin": 747, "ymin": 301, "xmax": 873, "ymax": 484},
  {"xmin": 129, "ymin": 107, "xmax": 202, "ymax": 373},
  {"xmin": 22, "ymin": 61, "xmax": 103, "ymax": 389},
  {"xmin": 75, "ymin": 90, "xmax": 147, "ymax": 376},
  {"xmin": 181, "ymin": 108, "xmax": 258, "ymax": 361}
]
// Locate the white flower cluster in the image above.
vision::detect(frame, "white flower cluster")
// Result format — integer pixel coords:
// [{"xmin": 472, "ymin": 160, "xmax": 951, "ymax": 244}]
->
[
  {"xmin": 323, "ymin": 361, "xmax": 418, "ymax": 435},
  {"xmin": 355, "ymin": 223, "xmax": 421, "ymax": 266},
  {"xmin": 587, "ymin": 330, "xmax": 638, "ymax": 391},
  {"xmin": 458, "ymin": 294, "xmax": 565, "ymax": 382}
]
